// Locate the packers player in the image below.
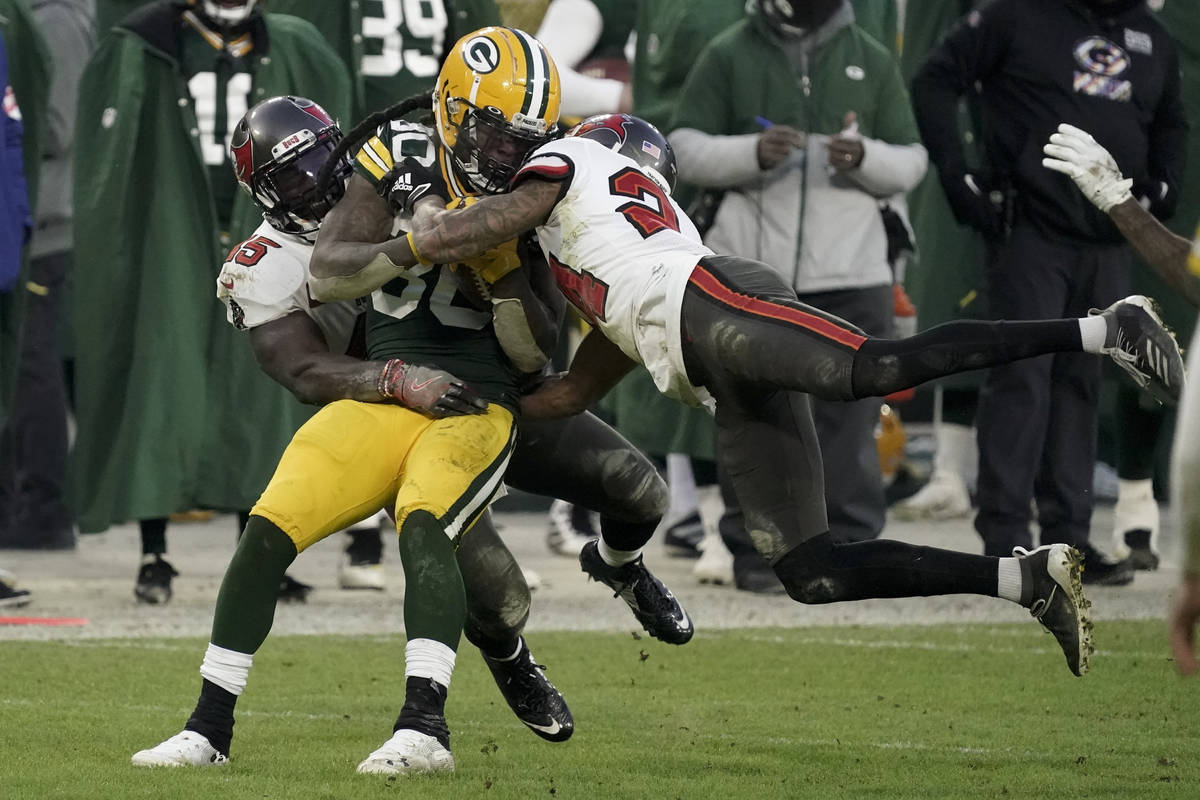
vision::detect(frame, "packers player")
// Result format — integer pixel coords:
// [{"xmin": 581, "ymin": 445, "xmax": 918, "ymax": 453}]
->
[
  {"xmin": 314, "ymin": 27, "xmax": 692, "ymax": 649},
  {"xmin": 313, "ymin": 27, "xmax": 1187, "ymax": 681}
]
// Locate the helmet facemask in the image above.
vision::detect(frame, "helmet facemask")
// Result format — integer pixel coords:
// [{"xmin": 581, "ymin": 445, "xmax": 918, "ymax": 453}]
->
[
  {"xmin": 448, "ymin": 101, "xmax": 555, "ymax": 194},
  {"xmin": 252, "ymin": 128, "xmax": 350, "ymax": 237}
]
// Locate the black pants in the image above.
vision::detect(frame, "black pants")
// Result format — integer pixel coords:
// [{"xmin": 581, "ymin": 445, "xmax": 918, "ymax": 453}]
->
[
  {"xmin": 0, "ymin": 251, "xmax": 72, "ymax": 546},
  {"xmin": 973, "ymin": 222, "xmax": 1129, "ymax": 555},
  {"xmin": 680, "ymin": 255, "xmax": 1083, "ymax": 562},
  {"xmin": 507, "ymin": 410, "xmax": 667, "ymax": 551}
]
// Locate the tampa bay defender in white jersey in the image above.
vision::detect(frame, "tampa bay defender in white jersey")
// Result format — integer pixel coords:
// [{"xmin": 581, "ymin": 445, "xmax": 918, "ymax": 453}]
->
[
  {"xmin": 516, "ymin": 129, "xmax": 714, "ymax": 408},
  {"xmin": 313, "ymin": 101, "xmax": 1190, "ymax": 680}
]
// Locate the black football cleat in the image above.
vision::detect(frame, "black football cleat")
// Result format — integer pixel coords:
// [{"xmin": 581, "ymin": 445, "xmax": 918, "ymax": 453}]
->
[
  {"xmin": 1015, "ymin": 544, "xmax": 1094, "ymax": 676},
  {"xmin": 580, "ymin": 540, "xmax": 694, "ymax": 645},
  {"xmin": 482, "ymin": 638, "xmax": 574, "ymax": 742},
  {"xmin": 1096, "ymin": 295, "xmax": 1185, "ymax": 405}
]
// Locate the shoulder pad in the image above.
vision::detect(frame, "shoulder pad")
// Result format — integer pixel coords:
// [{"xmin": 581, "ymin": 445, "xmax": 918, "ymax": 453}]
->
[{"xmin": 217, "ymin": 233, "xmax": 307, "ymax": 311}]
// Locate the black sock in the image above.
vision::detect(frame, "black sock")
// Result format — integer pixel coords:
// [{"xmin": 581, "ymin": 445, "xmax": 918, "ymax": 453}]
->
[
  {"xmin": 775, "ymin": 532, "xmax": 999, "ymax": 604},
  {"xmin": 851, "ymin": 319, "xmax": 1081, "ymax": 398},
  {"xmin": 184, "ymin": 678, "xmax": 237, "ymax": 756},
  {"xmin": 140, "ymin": 518, "xmax": 167, "ymax": 556},
  {"xmin": 393, "ymin": 676, "xmax": 450, "ymax": 749}
]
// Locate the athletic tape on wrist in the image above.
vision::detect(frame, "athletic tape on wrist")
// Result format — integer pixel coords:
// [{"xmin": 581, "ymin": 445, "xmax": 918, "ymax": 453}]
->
[{"xmin": 406, "ymin": 231, "xmax": 432, "ymax": 266}]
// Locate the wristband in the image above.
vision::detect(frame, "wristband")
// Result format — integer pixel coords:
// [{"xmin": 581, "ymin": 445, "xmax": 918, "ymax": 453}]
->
[
  {"xmin": 406, "ymin": 231, "xmax": 432, "ymax": 266},
  {"xmin": 377, "ymin": 358, "xmax": 407, "ymax": 401}
]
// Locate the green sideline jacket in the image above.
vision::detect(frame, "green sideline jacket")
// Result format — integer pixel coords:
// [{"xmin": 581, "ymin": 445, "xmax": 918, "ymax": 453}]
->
[
  {"xmin": 70, "ymin": 6, "xmax": 350, "ymax": 532},
  {"xmin": 0, "ymin": 0, "xmax": 49, "ymax": 429}
]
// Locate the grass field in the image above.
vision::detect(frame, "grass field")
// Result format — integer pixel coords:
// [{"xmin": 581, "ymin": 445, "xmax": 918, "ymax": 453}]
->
[{"xmin": 2, "ymin": 619, "xmax": 1196, "ymax": 799}]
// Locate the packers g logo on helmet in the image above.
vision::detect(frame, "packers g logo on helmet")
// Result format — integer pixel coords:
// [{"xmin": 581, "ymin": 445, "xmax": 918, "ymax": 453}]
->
[{"xmin": 434, "ymin": 27, "xmax": 562, "ymax": 194}]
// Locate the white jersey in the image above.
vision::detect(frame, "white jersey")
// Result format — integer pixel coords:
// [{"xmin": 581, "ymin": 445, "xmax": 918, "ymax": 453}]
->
[
  {"xmin": 216, "ymin": 220, "xmax": 367, "ymax": 354},
  {"xmin": 516, "ymin": 137, "xmax": 715, "ymax": 408}
]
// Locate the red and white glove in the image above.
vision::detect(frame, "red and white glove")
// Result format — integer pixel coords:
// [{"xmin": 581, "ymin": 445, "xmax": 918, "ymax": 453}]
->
[{"xmin": 377, "ymin": 359, "xmax": 487, "ymax": 417}]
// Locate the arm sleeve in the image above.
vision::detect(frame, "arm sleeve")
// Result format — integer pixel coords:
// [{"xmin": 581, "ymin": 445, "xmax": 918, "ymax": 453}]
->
[
  {"xmin": 851, "ymin": 53, "xmax": 927, "ymax": 195},
  {"xmin": 666, "ymin": 43, "xmax": 759, "ymax": 188},
  {"xmin": 536, "ymin": 0, "xmax": 625, "ymax": 116},
  {"xmin": 853, "ymin": 140, "xmax": 929, "ymax": 196},
  {"xmin": 32, "ymin": 4, "xmax": 96, "ymax": 160},
  {"xmin": 910, "ymin": 0, "xmax": 1013, "ymax": 178},
  {"xmin": 668, "ymin": 128, "xmax": 762, "ymax": 189},
  {"xmin": 1136, "ymin": 41, "xmax": 1188, "ymax": 221},
  {"xmin": 536, "ymin": 0, "xmax": 603, "ymax": 68}
]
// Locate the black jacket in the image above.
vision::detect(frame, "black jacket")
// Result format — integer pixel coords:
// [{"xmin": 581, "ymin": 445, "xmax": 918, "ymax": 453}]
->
[{"xmin": 912, "ymin": 0, "xmax": 1187, "ymax": 244}]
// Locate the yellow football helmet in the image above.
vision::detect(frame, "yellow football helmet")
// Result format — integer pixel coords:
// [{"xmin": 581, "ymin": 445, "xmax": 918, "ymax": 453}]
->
[{"xmin": 434, "ymin": 27, "xmax": 562, "ymax": 194}]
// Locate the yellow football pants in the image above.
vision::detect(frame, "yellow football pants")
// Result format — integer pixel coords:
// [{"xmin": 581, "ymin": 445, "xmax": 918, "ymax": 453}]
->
[{"xmin": 251, "ymin": 399, "xmax": 515, "ymax": 552}]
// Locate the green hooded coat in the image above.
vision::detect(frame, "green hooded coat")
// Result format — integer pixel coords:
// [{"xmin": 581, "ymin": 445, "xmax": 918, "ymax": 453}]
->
[{"xmin": 70, "ymin": 4, "xmax": 350, "ymax": 532}]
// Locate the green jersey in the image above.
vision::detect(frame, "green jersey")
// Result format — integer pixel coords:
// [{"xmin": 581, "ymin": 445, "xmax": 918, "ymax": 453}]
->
[
  {"xmin": 353, "ymin": 121, "xmax": 521, "ymax": 411},
  {"xmin": 358, "ymin": 0, "xmax": 500, "ymax": 114},
  {"xmin": 179, "ymin": 14, "xmax": 255, "ymax": 229}
]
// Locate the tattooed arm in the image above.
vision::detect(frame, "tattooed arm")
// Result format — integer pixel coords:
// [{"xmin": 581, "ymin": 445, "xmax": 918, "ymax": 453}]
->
[
  {"xmin": 309, "ymin": 174, "xmax": 427, "ymax": 301},
  {"xmin": 410, "ymin": 177, "xmax": 560, "ymax": 264}
]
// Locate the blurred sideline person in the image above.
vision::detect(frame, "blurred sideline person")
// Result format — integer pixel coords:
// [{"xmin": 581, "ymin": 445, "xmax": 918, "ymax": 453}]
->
[
  {"xmin": 1037, "ymin": 122, "xmax": 1200, "ymax": 675},
  {"xmin": 912, "ymin": 0, "xmax": 1187, "ymax": 583},
  {"xmin": 71, "ymin": 0, "xmax": 349, "ymax": 603},
  {"xmin": 536, "ymin": 0, "xmax": 634, "ymax": 119},
  {"xmin": 669, "ymin": 0, "xmax": 928, "ymax": 590},
  {"xmin": 0, "ymin": 23, "xmax": 37, "ymax": 605},
  {"xmin": 891, "ymin": 0, "xmax": 989, "ymax": 524},
  {"xmin": 0, "ymin": 0, "xmax": 93, "ymax": 551},
  {"xmin": 0, "ymin": 0, "xmax": 49, "ymax": 543}
]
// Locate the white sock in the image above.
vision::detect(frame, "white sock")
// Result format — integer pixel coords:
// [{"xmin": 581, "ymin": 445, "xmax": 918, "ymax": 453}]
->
[
  {"xmin": 996, "ymin": 558, "xmax": 1023, "ymax": 603},
  {"xmin": 490, "ymin": 637, "xmax": 524, "ymax": 662},
  {"xmin": 1114, "ymin": 478, "xmax": 1158, "ymax": 556},
  {"xmin": 405, "ymin": 638, "xmax": 456, "ymax": 688},
  {"xmin": 665, "ymin": 454, "xmax": 698, "ymax": 524},
  {"xmin": 199, "ymin": 643, "xmax": 253, "ymax": 696},
  {"xmin": 599, "ymin": 539, "xmax": 641, "ymax": 567},
  {"xmin": 1078, "ymin": 316, "xmax": 1109, "ymax": 354}
]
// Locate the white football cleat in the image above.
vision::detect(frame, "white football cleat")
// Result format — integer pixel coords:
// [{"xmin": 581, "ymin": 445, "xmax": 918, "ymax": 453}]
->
[
  {"xmin": 692, "ymin": 531, "xmax": 734, "ymax": 586},
  {"xmin": 893, "ymin": 471, "xmax": 971, "ymax": 521},
  {"xmin": 338, "ymin": 559, "xmax": 386, "ymax": 590},
  {"xmin": 131, "ymin": 731, "xmax": 228, "ymax": 767},
  {"xmin": 356, "ymin": 728, "xmax": 454, "ymax": 775}
]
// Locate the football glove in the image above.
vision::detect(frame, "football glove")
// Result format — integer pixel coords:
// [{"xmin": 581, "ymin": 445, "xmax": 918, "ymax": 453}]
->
[
  {"xmin": 377, "ymin": 359, "xmax": 487, "ymax": 417},
  {"xmin": 378, "ymin": 158, "xmax": 448, "ymax": 215},
  {"xmin": 1042, "ymin": 123, "xmax": 1133, "ymax": 212}
]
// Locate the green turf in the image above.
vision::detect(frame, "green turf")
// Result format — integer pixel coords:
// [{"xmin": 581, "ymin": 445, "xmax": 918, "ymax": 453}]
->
[{"xmin": 1, "ymin": 620, "xmax": 1196, "ymax": 799}]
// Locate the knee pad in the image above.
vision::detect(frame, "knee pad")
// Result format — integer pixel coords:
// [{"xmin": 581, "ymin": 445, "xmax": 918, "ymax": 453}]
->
[{"xmin": 600, "ymin": 450, "xmax": 669, "ymax": 523}]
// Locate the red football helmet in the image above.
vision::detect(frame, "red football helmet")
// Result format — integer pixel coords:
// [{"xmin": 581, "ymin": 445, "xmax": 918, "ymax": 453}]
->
[
  {"xmin": 567, "ymin": 113, "xmax": 677, "ymax": 193},
  {"xmin": 229, "ymin": 96, "xmax": 350, "ymax": 236}
]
